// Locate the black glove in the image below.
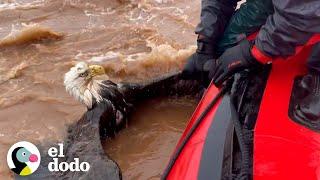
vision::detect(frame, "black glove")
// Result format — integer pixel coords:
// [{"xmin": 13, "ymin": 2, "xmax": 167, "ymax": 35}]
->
[
  {"xmin": 181, "ymin": 36, "xmax": 216, "ymax": 86},
  {"xmin": 209, "ymin": 39, "xmax": 263, "ymax": 86}
]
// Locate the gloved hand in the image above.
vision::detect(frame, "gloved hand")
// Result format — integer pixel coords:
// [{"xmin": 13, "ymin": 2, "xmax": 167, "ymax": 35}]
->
[
  {"xmin": 209, "ymin": 39, "xmax": 263, "ymax": 86},
  {"xmin": 182, "ymin": 53, "xmax": 213, "ymax": 81},
  {"xmin": 181, "ymin": 35, "xmax": 216, "ymax": 86}
]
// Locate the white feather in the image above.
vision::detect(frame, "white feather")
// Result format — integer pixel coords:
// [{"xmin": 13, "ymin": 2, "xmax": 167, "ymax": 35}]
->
[{"xmin": 64, "ymin": 62, "xmax": 104, "ymax": 108}]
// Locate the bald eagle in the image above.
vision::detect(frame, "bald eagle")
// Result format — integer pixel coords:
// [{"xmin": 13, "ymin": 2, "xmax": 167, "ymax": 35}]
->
[
  {"xmin": 35, "ymin": 62, "xmax": 200, "ymax": 179},
  {"xmin": 64, "ymin": 62, "xmax": 129, "ymax": 136},
  {"xmin": 63, "ymin": 62, "xmax": 200, "ymax": 138},
  {"xmin": 53, "ymin": 62, "xmax": 202, "ymax": 179}
]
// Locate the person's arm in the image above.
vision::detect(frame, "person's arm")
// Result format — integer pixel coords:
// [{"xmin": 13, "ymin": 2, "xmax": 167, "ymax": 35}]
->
[
  {"xmin": 252, "ymin": 0, "xmax": 320, "ymax": 63},
  {"xmin": 182, "ymin": 0, "xmax": 239, "ymax": 86},
  {"xmin": 195, "ymin": 0, "xmax": 239, "ymax": 42}
]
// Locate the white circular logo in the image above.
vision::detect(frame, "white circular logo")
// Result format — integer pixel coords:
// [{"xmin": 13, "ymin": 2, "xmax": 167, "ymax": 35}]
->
[{"xmin": 7, "ymin": 141, "xmax": 41, "ymax": 176}]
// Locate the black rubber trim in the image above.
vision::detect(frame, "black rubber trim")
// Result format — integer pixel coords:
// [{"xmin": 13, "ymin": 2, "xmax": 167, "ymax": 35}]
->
[
  {"xmin": 161, "ymin": 86, "xmax": 228, "ymax": 179},
  {"xmin": 198, "ymin": 95, "xmax": 234, "ymax": 180},
  {"xmin": 230, "ymin": 99, "xmax": 250, "ymax": 180},
  {"xmin": 289, "ymin": 77, "xmax": 320, "ymax": 132}
]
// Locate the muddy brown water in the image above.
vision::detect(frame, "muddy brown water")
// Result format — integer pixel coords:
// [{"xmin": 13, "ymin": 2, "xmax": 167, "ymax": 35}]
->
[
  {"xmin": 103, "ymin": 97, "xmax": 197, "ymax": 179},
  {"xmin": 0, "ymin": 0, "xmax": 201, "ymax": 179}
]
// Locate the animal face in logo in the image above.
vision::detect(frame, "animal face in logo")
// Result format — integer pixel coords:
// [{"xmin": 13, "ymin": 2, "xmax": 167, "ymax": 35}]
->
[
  {"xmin": 7, "ymin": 141, "xmax": 41, "ymax": 176},
  {"xmin": 15, "ymin": 147, "xmax": 38, "ymax": 163}
]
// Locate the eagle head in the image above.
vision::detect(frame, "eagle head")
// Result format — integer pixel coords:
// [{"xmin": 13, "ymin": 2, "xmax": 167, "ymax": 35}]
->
[{"xmin": 64, "ymin": 62, "xmax": 106, "ymax": 109}]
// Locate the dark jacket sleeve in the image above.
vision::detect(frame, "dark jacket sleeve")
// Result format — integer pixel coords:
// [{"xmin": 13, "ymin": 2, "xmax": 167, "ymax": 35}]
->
[
  {"xmin": 253, "ymin": 0, "xmax": 320, "ymax": 62},
  {"xmin": 195, "ymin": 0, "xmax": 239, "ymax": 42}
]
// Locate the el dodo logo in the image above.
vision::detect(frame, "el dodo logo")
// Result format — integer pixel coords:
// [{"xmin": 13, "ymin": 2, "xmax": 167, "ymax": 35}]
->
[
  {"xmin": 48, "ymin": 143, "xmax": 90, "ymax": 172},
  {"xmin": 7, "ymin": 141, "xmax": 40, "ymax": 176}
]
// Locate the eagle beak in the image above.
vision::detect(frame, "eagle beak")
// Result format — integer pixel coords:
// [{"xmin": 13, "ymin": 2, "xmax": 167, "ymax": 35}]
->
[{"xmin": 89, "ymin": 65, "xmax": 105, "ymax": 77}]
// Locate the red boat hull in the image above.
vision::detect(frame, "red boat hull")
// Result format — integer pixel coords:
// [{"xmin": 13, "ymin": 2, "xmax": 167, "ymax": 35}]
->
[
  {"xmin": 253, "ymin": 38, "xmax": 320, "ymax": 180},
  {"xmin": 165, "ymin": 35, "xmax": 320, "ymax": 180}
]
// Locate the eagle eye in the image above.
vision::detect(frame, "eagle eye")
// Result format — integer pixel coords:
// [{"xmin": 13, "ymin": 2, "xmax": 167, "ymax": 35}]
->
[{"xmin": 79, "ymin": 71, "xmax": 88, "ymax": 77}]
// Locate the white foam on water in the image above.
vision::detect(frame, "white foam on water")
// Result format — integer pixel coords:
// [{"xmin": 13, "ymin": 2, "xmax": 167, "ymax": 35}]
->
[
  {"xmin": 100, "ymin": 8, "xmax": 116, "ymax": 15},
  {"xmin": 126, "ymin": 52, "xmax": 147, "ymax": 62},
  {"xmin": 154, "ymin": 0, "xmax": 173, "ymax": 4},
  {"xmin": 88, "ymin": 51, "xmax": 123, "ymax": 62},
  {"xmin": 0, "ymin": 0, "xmax": 45, "ymax": 11},
  {"xmin": 75, "ymin": 51, "xmax": 123, "ymax": 63}
]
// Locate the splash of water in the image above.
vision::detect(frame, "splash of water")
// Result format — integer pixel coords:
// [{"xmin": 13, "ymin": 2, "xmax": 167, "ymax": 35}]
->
[{"xmin": 0, "ymin": 24, "xmax": 63, "ymax": 47}]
